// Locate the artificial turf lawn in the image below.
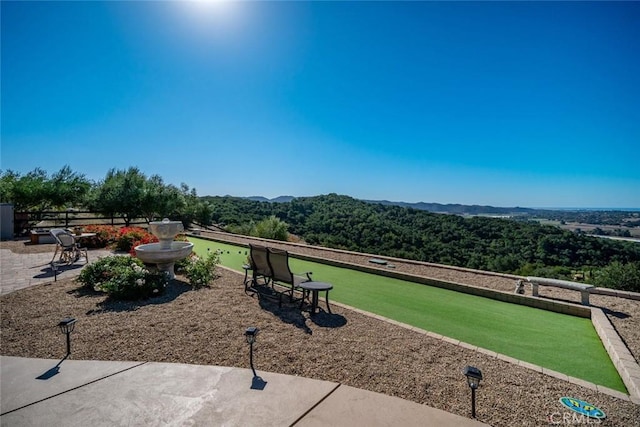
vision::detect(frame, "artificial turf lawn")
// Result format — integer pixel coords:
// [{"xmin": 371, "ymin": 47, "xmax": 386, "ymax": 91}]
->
[{"xmin": 189, "ymin": 237, "xmax": 626, "ymax": 392}]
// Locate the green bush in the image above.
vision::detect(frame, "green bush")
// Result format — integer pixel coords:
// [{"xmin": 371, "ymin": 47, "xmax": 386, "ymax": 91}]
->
[
  {"xmin": 183, "ymin": 252, "xmax": 219, "ymax": 288},
  {"xmin": 594, "ymin": 261, "xmax": 640, "ymax": 293},
  {"xmin": 77, "ymin": 256, "xmax": 168, "ymax": 300},
  {"xmin": 254, "ymin": 215, "xmax": 289, "ymax": 241}
]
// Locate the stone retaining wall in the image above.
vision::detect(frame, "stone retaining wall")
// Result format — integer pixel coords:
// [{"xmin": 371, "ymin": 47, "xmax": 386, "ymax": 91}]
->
[{"xmin": 591, "ymin": 308, "xmax": 640, "ymax": 400}]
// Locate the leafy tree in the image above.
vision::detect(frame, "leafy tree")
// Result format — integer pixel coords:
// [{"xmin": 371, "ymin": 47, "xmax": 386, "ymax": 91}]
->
[
  {"xmin": 46, "ymin": 165, "xmax": 92, "ymax": 209},
  {"xmin": 90, "ymin": 167, "xmax": 147, "ymax": 226},
  {"xmin": 0, "ymin": 168, "xmax": 49, "ymax": 210},
  {"xmin": 0, "ymin": 170, "xmax": 19, "ymax": 204},
  {"xmin": 139, "ymin": 175, "xmax": 185, "ymax": 223},
  {"xmin": 253, "ymin": 215, "xmax": 289, "ymax": 241},
  {"xmin": 594, "ymin": 262, "xmax": 640, "ymax": 292},
  {"xmin": 193, "ymin": 201, "xmax": 214, "ymax": 227}
]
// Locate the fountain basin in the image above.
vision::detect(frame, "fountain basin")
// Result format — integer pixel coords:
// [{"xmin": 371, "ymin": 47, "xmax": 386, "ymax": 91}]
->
[{"xmin": 134, "ymin": 241, "xmax": 193, "ymax": 279}]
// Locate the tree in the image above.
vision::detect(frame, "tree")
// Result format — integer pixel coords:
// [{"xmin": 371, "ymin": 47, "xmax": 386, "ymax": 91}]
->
[
  {"xmin": 594, "ymin": 262, "xmax": 640, "ymax": 292},
  {"xmin": 46, "ymin": 165, "xmax": 92, "ymax": 209},
  {"xmin": 253, "ymin": 215, "xmax": 289, "ymax": 241},
  {"xmin": 91, "ymin": 167, "xmax": 146, "ymax": 226},
  {"xmin": 0, "ymin": 168, "xmax": 49, "ymax": 211},
  {"xmin": 139, "ymin": 175, "xmax": 185, "ymax": 223},
  {"xmin": 194, "ymin": 201, "xmax": 214, "ymax": 227}
]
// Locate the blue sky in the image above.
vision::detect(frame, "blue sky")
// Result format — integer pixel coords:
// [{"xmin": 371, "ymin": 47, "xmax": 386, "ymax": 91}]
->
[{"xmin": 2, "ymin": 1, "xmax": 639, "ymax": 208}]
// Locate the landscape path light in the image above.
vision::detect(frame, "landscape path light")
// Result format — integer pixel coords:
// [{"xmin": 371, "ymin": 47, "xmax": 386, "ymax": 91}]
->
[
  {"xmin": 244, "ymin": 327, "xmax": 259, "ymax": 377},
  {"xmin": 58, "ymin": 317, "xmax": 77, "ymax": 356},
  {"xmin": 463, "ymin": 365, "xmax": 483, "ymax": 418}
]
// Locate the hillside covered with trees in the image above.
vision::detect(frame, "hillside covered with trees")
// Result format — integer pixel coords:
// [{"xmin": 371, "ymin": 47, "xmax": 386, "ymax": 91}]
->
[{"xmin": 202, "ymin": 194, "xmax": 640, "ymax": 285}]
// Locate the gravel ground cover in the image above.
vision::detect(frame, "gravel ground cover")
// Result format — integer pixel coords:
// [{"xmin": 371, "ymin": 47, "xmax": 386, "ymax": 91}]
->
[{"xmin": 1, "ymin": 236, "xmax": 639, "ymax": 426}]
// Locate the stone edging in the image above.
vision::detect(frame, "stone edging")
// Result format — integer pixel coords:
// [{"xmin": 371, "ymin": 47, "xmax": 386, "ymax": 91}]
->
[
  {"xmin": 591, "ymin": 307, "xmax": 640, "ymax": 400},
  {"xmin": 591, "ymin": 287, "xmax": 640, "ymax": 301}
]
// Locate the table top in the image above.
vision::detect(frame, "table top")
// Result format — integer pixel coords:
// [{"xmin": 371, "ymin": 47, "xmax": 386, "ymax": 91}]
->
[
  {"xmin": 73, "ymin": 233, "xmax": 97, "ymax": 238},
  {"xmin": 299, "ymin": 281, "xmax": 333, "ymax": 291}
]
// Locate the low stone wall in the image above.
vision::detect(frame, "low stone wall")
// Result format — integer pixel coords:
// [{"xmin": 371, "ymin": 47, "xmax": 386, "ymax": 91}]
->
[
  {"xmin": 591, "ymin": 287, "xmax": 640, "ymax": 301},
  {"xmin": 591, "ymin": 308, "xmax": 640, "ymax": 400}
]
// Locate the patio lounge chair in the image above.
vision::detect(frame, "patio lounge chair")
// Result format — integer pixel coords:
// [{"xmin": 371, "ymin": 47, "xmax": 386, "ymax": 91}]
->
[
  {"xmin": 245, "ymin": 244, "xmax": 272, "ymax": 292},
  {"xmin": 50, "ymin": 228, "xmax": 88, "ymax": 266},
  {"xmin": 267, "ymin": 247, "xmax": 313, "ymax": 306}
]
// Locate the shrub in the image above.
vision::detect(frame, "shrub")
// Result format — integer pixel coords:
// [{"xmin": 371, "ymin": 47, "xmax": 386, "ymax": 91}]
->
[
  {"xmin": 174, "ymin": 253, "xmax": 195, "ymax": 273},
  {"xmin": 254, "ymin": 215, "xmax": 289, "ymax": 241},
  {"xmin": 115, "ymin": 227, "xmax": 158, "ymax": 253},
  {"xmin": 81, "ymin": 225, "xmax": 119, "ymax": 248},
  {"xmin": 183, "ymin": 252, "xmax": 220, "ymax": 288},
  {"xmin": 77, "ymin": 255, "xmax": 168, "ymax": 300},
  {"xmin": 594, "ymin": 261, "xmax": 640, "ymax": 293}
]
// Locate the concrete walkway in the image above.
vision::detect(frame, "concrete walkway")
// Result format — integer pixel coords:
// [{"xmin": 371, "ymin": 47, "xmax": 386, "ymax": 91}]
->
[
  {"xmin": 0, "ymin": 247, "xmax": 486, "ymax": 426},
  {"xmin": 1, "ymin": 356, "xmax": 486, "ymax": 426}
]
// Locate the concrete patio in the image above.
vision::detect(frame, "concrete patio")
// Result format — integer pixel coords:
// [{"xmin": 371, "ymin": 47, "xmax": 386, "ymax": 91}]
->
[{"xmin": 1, "ymin": 356, "xmax": 486, "ymax": 426}]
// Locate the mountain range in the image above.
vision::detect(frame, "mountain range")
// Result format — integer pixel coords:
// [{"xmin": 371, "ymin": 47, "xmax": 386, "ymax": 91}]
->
[{"xmin": 244, "ymin": 195, "xmax": 535, "ymax": 215}]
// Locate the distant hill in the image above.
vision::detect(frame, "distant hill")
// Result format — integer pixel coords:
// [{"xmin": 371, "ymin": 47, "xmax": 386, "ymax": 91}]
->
[
  {"xmin": 246, "ymin": 196, "xmax": 295, "ymax": 203},
  {"xmin": 364, "ymin": 200, "xmax": 536, "ymax": 215},
  {"xmin": 244, "ymin": 195, "xmax": 536, "ymax": 215},
  {"xmin": 238, "ymin": 195, "xmax": 638, "ymax": 221},
  {"xmin": 202, "ymin": 193, "xmax": 640, "ymax": 280}
]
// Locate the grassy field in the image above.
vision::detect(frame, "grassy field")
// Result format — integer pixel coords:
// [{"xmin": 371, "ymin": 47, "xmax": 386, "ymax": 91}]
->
[{"xmin": 188, "ymin": 237, "xmax": 626, "ymax": 392}]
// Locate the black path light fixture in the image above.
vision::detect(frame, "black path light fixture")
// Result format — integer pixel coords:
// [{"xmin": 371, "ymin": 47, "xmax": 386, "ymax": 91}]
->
[
  {"xmin": 58, "ymin": 317, "xmax": 77, "ymax": 356},
  {"xmin": 463, "ymin": 365, "xmax": 483, "ymax": 418},
  {"xmin": 244, "ymin": 326, "xmax": 259, "ymax": 377}
]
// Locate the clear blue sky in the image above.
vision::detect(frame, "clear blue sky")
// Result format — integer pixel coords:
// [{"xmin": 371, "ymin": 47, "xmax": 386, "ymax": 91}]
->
[{"xmin": 2, "ymin": 1, "xmax": 639, "ymax": 208}]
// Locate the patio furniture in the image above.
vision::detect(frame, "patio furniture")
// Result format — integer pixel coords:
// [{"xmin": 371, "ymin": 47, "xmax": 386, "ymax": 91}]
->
[
  {"xmin": 50, "ymin": 228, "xmax": 88, "ymax": 266},
  {"xmin": 244, "ymin": 244, "xmax": 272, "ymax": 292},
  {"xmin": 267, "ymin": 247, "xmax": 313, "ymax": 306},
  {"xmin": 299, "ymin": 281, "xmax": 333, "ymax": 315}
]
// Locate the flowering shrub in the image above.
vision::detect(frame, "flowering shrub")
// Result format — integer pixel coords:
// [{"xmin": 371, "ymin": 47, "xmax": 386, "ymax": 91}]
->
[
  {"xmin": 115, "ymin": 227, "xmax": 158, "ymax": 254},
  {"xmin": 77, "ymin": 255, "xmax": 168, "ymax": 300},
  {"xmin": 81, "ymin": 225, "xmax": 119, "ymax": 248},
  {"xmin": 183, "ymin": 252, "xmax": 220, "ymax": 288}
]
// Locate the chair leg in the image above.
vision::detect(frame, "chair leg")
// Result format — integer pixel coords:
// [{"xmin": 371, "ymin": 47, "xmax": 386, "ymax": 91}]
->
[
  {"xmin": 50, "ymin": 246, "xmax": 60, "ymax": 264},
  {"xmin": 325, "ymin": 290, "xmax": 332, "ymax": 314}
]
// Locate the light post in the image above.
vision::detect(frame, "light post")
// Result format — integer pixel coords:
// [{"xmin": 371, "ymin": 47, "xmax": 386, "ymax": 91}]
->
[
  {"xmin": 244, "ymin": 327, "xmax": 259, "ymax": 377},
  {"xmin": 58, "ymin": 317, "xmax": 77, "ymax": 356},
  {"xmin": 463, "ymin": 365, "xmax": 483, "ymax": 418}
]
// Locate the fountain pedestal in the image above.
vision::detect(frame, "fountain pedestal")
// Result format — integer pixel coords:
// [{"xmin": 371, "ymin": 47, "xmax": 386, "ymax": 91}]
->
[{"xmin": 134, "ymin": 219, "xmax": 193, "ymax": 279}]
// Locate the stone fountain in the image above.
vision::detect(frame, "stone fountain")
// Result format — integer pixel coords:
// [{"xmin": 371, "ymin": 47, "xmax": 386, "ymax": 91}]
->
[{"xmin": 134, "ymin": 218, "xmax": 194, "ymax": 279}]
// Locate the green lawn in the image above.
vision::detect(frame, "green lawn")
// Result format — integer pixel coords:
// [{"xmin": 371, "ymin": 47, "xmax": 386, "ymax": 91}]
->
[{"xmin": 189, "ymin": 237, "xmax": 626, "ymax": 392}]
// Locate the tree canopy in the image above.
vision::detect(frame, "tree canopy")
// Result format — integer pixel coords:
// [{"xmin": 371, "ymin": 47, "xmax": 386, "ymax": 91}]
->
[{"xmin": 202, "ymin": 194, "xmax": 640, "ymax": 279}]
